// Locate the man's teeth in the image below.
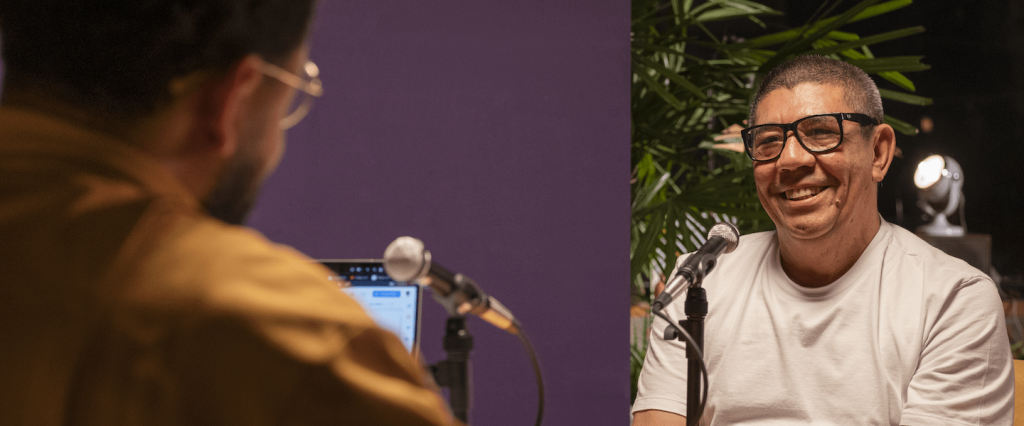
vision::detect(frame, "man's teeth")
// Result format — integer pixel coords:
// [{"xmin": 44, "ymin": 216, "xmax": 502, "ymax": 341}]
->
[{"xmin": 785, "ymin": 186, "xmax": 825, "ymax": 200}]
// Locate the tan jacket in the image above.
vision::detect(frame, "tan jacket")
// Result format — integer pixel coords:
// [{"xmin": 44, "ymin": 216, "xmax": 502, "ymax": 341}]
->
[{"xmin": 0, "ymin": 108, "xmax": 451, "ymax": 425}]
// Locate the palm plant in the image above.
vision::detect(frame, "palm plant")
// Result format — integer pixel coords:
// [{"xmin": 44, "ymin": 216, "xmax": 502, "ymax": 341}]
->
[{"xmin": 630, "ymin": 0, "xmax": 931, "ymax": 403}]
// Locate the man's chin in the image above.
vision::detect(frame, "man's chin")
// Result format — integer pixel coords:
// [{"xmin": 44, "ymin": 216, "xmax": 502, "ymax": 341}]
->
[
  {"xmin": 776, "ymin": 214, "xmax": 837, "ymax": 241},
  {"xmin": 202, "ymin": 157, "xmax": 263, "ymax": 226},
  {"xmin": 203, "ymin": 193, "xmax": 258, "ymax": 226}
]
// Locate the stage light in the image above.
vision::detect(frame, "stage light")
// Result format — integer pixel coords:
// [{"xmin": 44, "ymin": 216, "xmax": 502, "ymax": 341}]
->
[{"xmin": 914, "ymin": 154, "xmax": 964, "ymax": 236}]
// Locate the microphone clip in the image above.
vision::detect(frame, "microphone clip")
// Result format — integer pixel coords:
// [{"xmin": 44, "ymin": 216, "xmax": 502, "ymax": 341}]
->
[
  {"xmin": 651, "ymin": 251, "xmax": 721, "ymax": 313},
  {"xmin": 679, "ymin": 252, "xmax": 718, "ymax": 289},
  {"xmin": 427, "ymin": 273, "xmax": 481, "ymax": 318}
]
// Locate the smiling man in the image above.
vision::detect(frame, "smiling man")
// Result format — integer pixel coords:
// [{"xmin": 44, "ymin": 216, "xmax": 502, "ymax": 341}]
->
[
  {"xmin": 632, "ymin": 56, "xmax": 1013, "ymax": 425},
  {"xmin": 0, "ymin": 1, "xmax": 452, "ymax": 425}
]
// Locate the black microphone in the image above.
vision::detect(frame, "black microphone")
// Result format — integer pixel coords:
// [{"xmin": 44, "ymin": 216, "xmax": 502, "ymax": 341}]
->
[
  {"xmin": 383, "ymin": 237, "xmax": 520, "ymax": 335},
  {"xmin": 652, "ymin": 222, "xmax": 740, "ymax": 312}
]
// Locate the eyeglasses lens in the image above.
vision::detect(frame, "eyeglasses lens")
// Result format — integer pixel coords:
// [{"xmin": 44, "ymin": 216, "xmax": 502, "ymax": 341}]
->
[
  {"xmin": 279, "ymin": 62, "xmax": 321, "ymax": 130},
  {"xmin": 281, "ymin": 91, "xmax": 313, "ymax": 129},
  {"xmin": 748, "ymin": 115, "xmax": 842, "ymax": 160}
]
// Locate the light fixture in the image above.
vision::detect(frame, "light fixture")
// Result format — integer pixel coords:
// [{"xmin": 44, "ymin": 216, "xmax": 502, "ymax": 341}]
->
[{"xmin": 913, "ymin": 154, "xmax": 965, "ymax": 237}]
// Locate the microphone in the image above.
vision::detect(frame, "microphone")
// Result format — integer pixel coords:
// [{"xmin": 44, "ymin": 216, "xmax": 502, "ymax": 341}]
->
[
  {"xmin": 383, "ymin": 237, "xmax": 520, "ymax": 335},
  {"xmin": 652, "ymin": 222, "xmax": 740, "ymax": 312}
]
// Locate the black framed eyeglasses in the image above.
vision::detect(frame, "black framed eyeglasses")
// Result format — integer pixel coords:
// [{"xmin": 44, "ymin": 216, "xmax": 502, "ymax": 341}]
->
[{"xmin": 740, "ymin": 113, "xmax": 878, "ymax": 162}]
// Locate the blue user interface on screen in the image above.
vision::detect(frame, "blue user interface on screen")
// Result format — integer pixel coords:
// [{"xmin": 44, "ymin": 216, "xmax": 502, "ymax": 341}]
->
[{"xmin": 330, "ymin": 263, "xmax": 419, "ymax": 352}]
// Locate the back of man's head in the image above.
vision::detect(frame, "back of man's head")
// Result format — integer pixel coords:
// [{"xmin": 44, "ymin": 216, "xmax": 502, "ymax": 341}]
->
[
  {"xmin": 0, "ymin": 0, "xmax": 317, "ymax": 123},
  {"xmin": 749, "ymin": 55, "xmax": 883, "ymax": 128}
]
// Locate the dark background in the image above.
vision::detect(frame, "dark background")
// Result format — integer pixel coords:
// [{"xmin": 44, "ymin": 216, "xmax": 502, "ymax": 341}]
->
[{"xmin": 248, "ymin": 1, "xmax": 629, "ymax": 425}]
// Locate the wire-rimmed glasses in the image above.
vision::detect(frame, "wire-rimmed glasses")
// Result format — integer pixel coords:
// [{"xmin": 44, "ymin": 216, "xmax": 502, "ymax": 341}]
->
[
  {"xmin": 740, "ymin": 113, "xmax": 878, "ymax": 162},
  {"xmin": 257, "ymin": 60, "xmax": 323, "ymax": 129}
]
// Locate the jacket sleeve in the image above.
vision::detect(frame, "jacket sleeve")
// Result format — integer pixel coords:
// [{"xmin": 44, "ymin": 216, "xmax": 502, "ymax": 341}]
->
[{"xmin": 129, "ymin": 218, "xmax": 455, "ymax": 426}]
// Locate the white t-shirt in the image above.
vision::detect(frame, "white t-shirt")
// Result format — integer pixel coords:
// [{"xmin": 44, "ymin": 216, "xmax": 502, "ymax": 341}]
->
[{"xmin": 633, "ymin": 220, "xmax": 1014, "ymax": 425}]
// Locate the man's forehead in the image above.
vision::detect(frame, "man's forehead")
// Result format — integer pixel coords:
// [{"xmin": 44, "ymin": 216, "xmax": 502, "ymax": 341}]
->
[{"xmin": 753, "ymin": 82, "xmax": 852, "ymax": 125}]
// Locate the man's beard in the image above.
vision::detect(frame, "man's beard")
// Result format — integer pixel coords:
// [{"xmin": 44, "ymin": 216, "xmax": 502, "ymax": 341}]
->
[{"xmin": 202, "ymin": 150, "xmax": 263, "ymax": 226}]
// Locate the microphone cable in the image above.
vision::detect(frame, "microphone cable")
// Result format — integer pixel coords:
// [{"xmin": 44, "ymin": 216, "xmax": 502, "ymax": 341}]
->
[
  {"xmin": 651, "ymin": 309, "xmax": 708, "ymax": 426},
  {"xmin": 514, "ymin": 322, "xmax": 545, "ymax": 426}
]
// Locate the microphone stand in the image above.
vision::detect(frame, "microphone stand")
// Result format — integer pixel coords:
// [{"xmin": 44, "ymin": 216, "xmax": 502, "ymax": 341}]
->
[
  {"xmin": 683, "ymin": 285, "xmax": 707, "ymax": 425},
  {"xmin": 427, "ymin": 275, "xmax": 476, "ymax": 423},
  {"xmin": 657, "ymin": 256, "xmax": 711, "ymax": 426},
  {"xmin": 431, "ymin": 316, "xmax": 473, "ymax": 423}
]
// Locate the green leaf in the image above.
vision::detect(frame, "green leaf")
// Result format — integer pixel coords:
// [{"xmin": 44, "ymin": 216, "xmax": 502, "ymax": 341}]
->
[
  {"xmin": 847, "ymin": 56, "xmax": 930, "ymax": 74},
  {"xmin": 825, "ymin": 30, "xmax": 860, "ymax": 42},
  {"xmin": 633, "ymin": 172, "xmax": 672, "ymax": 212},
  {"xmin": 846, "ymin": 0, "xmax": 913, "ymax": 24},
  {"xmin": 810, "ymin": 26, "xmax": 925, "ymax": 56},
  {"xmin": 693, "ymin": 1, "xmax": 783, "ymax": 23},
  {"xmin": 634, "ymin": 63, "xmax": 686, "ymax": 109},
  {"xmin": 735, "ymin": 28, "xmax": 802, "ymax": 49},
  {"xmin": 878, "ymin": 88, "xmax": 932, "ymax": 106},
  {"xmin": 878, "ymin": 71, "xmax": 916, "ymax": 92},
  {"xmin": 862, "ymin": 45, "xmax": 875, "ymax": 59},
  {"xmin": 734, "ymin": 0, "xmax": 911, "ymax": 50},
  {"xmin": 633, "ymin": 55, "xmax": 707, "ymax": 100},
  {"xmin": 747, "ymin": 14, "xmax": 768, "ymax": 29},
  {"xmin": 761, "ymin": 0, "xmax": 882, "ymax": 71},
  {"xmin": 631, "ymin": 207, "xmax": 667, "ymax": 278},
  {"xmin": 631, "ymin": 41, "xmax": 706, "ymax": 63},
  {"xmin": 636, "ymin": 124, "xmax": 707, "ymax": 148},
  {"xmin": 883, "ymin": 114, "xmax": 919, "ymax": 135}
]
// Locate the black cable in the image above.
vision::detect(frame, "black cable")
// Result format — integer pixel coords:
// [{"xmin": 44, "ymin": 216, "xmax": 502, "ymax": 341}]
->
[
  {"xmin": 514, "ymin": 324, "xmax": 545, "ymax": 426},
  {"xmin": 652, "ymin": 309, "xmax": 708, "ymax": 426}
]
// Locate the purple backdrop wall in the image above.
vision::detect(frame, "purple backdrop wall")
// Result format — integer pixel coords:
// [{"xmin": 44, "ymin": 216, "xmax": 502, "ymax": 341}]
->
[{"xmin": 248, "ymin": 1, "xmax": 629, "ymax": 425}]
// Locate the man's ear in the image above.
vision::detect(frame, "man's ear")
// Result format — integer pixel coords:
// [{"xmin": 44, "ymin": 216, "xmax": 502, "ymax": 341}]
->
[
  {"xmin": 871, "ymin": 123, "xmax": 897, "ymax": 183},
  {"xmin": 197, "ymin": 55, "xmax": 265, "ymax": 159}
]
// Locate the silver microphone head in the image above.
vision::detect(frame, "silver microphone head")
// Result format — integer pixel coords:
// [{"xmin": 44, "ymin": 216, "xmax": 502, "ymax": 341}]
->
[
  {"xmin": 383, "ymin": 236, "xmax": 431, "ymax": 282},
  {"xmin": 708, "ymin": 222, "xmax": 740, "ymax": 253}
]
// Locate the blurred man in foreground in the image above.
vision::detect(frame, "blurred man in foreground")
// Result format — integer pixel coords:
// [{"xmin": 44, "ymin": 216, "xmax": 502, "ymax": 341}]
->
[
  {"xmin": 632, "ymin": 56, "xmax": 1013, "ymax": 425},
  {"xmin": 0, "ymin": 1, "xmax": 451, "ymax": 424}
]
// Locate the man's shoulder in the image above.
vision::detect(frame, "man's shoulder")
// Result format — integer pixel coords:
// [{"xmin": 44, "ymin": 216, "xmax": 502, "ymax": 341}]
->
[
  {"xmin": 717, "ymin": 228, "xmax": 777, "ymax": 267},
  {"xmin": 733, "ymin": 229, "xmax": 778, "ymax": 254},
  {"xmin": 877, "ymin": 222, "xmax": 995, "ymax": 303},
  {"xmin": 882, "ymin": 222, "xmax": 989, "ymax": 280},
  {"xmin": 135, "ymin": 214, "xmax": 373, "ymax": 327},
  {"xmin": 130, "ymin": 214, "xmax": 387, "ymax": 363}
]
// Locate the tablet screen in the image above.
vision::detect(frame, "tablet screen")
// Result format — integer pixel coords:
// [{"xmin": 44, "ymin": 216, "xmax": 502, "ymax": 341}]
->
[{"xmin": 321, "ymin": 260, "xmax": 421, "ymax": 352}]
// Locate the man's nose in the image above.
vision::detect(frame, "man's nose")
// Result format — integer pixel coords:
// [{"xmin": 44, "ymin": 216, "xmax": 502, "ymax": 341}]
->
[{"xmin": 776, "ymin": 131, "xmax": 815, "ymax": 171}]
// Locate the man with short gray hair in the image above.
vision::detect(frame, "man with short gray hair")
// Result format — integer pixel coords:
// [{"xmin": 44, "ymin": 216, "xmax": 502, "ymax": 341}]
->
[{"xmin": 632, "ymin": 55, "xmax": 1013, "ymax": 425}]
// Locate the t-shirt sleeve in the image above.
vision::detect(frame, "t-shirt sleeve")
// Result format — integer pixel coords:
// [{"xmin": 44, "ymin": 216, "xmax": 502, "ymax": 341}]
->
[
  {"xmin": 900, "ymin": 276, "xmax": 1014, "ymax": 426},
  {"xmin": 632, "ymin": 254, "xmax": 692, "ymax": 417}
]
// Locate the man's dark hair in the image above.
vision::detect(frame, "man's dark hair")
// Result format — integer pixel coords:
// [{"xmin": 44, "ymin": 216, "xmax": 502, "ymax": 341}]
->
[
  {"xmin": 749, "ymin": 55, "xmax": 883, "ymax": 131},
  {"xmin": 0, "ymin": 0, "xmax": 317, "ymax": 121}
]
